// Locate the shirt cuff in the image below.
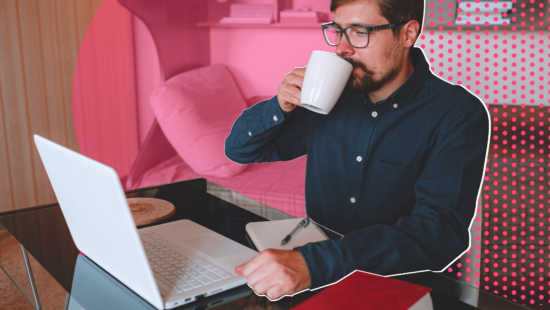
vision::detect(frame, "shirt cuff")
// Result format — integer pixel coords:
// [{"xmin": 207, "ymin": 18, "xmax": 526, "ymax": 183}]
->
[
  {"xmin": 282, "ymin": 109, "xmax": 295, "ymax": 116},
  {"xmin": 294, "ymin": 239, "xmax": 346, "ymax": 289}
]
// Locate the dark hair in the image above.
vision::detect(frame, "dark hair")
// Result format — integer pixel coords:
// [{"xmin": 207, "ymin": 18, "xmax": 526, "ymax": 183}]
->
[{"xmin": 330, "ymin": 0, "xmax": 424, "ymax": 42}]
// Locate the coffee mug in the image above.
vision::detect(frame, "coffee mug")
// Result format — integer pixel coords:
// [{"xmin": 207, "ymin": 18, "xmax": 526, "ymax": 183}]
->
[{"xmin": 300, "ymin": 51, "xmax": 353, "ymax": 115}]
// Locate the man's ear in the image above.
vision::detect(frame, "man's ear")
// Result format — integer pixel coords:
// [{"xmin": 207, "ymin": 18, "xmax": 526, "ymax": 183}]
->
[{"xmin": 402, "ymin": 20, "xmax": 420, "ymax": 48}]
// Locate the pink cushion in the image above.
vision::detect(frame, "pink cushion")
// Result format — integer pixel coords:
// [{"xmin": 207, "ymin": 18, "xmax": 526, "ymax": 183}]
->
[{"xmin": 150, "ymin": 64, "xmax": 247, "ymax": 177}]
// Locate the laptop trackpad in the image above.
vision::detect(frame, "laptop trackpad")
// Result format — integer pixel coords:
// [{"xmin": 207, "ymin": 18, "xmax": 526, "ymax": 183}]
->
[{"xmin": 184, "ymin": 235, "xmax": 242, "ymax": 259}]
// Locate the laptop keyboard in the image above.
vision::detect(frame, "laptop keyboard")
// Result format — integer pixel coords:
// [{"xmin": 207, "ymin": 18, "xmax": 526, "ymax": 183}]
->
[{"xmin": 139, "ymin": 231, "xmax": 232, "ymax": 294}]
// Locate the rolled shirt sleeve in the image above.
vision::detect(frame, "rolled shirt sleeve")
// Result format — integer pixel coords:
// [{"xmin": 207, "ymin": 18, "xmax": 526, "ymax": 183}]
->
[{"xmin": 294, "ymin": 107, "xmax": 490, "ymax": 289}]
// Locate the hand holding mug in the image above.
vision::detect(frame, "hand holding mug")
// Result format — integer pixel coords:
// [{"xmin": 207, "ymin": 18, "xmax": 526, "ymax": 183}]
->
[
  {"xmin": 277, "ymin": 52, "xmax": 353, "ymax": 115},
  {"xmin": 300, "ymin": 51, "xmax": 353, "ymax": 115},
  {"xmin": 277, "ymin": 67, "xmax": 306, "ymax": 113}
]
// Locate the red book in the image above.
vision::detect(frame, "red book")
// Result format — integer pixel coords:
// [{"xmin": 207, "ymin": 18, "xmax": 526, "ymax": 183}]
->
[{"xmin": 292, "ymin": 270, "xmax": 433, "ymax": 310}]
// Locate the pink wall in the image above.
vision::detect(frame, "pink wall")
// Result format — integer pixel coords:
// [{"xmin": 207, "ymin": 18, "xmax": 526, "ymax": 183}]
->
[
  {"xmin": 72, "ymin": 0, "xmax": 139, "ymax": 184},
  {"xmin": 209, "ymin": 27, "xmax": 334, "ymax": 100},
  {"xmin": 292, "ymin": 0, "xmax": 331, "ymax": 16}
]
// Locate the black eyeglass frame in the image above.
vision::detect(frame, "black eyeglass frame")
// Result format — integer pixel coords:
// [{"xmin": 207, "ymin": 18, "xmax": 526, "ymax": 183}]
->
[{"xmin": 321, "ymin": 21, "xmax": 407, "ymax": 48}]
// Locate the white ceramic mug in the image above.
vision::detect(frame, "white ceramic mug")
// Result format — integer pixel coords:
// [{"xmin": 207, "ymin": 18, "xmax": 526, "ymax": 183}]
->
[{"xmin": 300, "ymin": 51, "xmax": 353, "ymax": 115}]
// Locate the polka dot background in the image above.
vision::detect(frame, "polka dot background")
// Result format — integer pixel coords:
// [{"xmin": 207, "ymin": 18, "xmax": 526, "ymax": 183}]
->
[{"xmin": 417, "ymin": 0, "xmax": 550, "ymax": 307}]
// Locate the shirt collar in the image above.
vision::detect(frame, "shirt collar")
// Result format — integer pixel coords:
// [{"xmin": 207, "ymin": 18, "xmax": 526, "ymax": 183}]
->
[{"xmin": 345, "ymin": 46, "xmax": 432, "ymax": 112}]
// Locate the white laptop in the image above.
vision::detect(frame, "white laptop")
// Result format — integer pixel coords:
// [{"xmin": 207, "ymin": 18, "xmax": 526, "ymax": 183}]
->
[{"xmin": 34, "ymin": 135, "xmax": 258, "ymax": 309}]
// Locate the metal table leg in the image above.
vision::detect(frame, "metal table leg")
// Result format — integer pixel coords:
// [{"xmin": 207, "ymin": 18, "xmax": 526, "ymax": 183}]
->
[
  {"xmin": 21, "ymin": 244, "xmax": 42, "ymax": 310},
  {"xmin": 0, "ymin": 263, "xmax": 36, "ymax": 307}
]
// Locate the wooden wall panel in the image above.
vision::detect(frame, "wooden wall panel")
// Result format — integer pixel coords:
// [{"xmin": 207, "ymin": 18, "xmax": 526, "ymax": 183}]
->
[
  {"xmin": 0, "ymin": 0, "xmax": 104, "ymax": 212},
  {"xmin": 0, "ymin": 1, "xmax": 38, "ymax": 212},
  {"xmin": 0, "ymin": 1, "xmax": 18, "ymax": 212},
  {"xmin": 18, "ymin": 1, "xmax": 56, "ymax": 211}
]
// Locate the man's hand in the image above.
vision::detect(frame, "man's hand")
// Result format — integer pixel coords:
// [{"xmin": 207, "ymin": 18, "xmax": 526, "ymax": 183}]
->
[
  {"xmin": 235, "ymin": 249, "xmax": 311, "ymax": 300},
  {"xmin": 277, "ymin": 67, "xmax": 306, "ymax": 113}
]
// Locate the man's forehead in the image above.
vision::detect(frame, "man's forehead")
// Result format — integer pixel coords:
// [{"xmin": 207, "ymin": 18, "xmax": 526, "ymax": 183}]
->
[{"xmin": 332, "ymin": 0, "xmax": 386, "ymax": 28}]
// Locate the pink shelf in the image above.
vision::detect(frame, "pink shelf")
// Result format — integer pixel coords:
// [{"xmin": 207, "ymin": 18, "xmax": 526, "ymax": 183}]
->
[{"xmin": 198, "ymin": 22, "xmax": 549, "ymax": 31}]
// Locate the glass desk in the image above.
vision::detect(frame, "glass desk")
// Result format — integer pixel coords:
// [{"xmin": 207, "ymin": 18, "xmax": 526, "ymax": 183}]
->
[{"xmin": 0, "ymin": 178, "xmax": 533, "ymax": 310}]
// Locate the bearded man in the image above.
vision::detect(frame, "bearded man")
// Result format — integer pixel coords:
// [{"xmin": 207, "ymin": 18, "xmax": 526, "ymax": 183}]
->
[{"xmin": 225, "ymin": 0, "xmax": 490, "ymax": 300}]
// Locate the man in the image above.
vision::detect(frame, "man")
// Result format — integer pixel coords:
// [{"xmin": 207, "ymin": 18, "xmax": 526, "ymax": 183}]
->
[{"xmin": 225, "ymin": 0, "xmax": 490, "ymax": 301}]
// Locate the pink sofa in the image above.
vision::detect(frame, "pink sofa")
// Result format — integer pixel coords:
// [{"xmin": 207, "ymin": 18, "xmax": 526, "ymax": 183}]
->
[{"xmin": 119, "ymin": 0, "xmax": 307, "ymax": 217}]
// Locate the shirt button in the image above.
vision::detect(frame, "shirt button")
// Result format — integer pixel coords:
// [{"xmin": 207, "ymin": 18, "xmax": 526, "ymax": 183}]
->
[
  {"xmin": 371, "ymin": 111, "xmax": 378, "ymax": 118},
  {"xmin": 350, "ymin": 197, "xmax": 356, "ymax": 203},
  {"xmin": 356, "ymin": 156, "xmax": 362, "ymax": 162},
  {"xmin": 393, "ymin": 103, "xmax": 398, "ymax": 109},
  {"xmin": 248, "ymin": 132, "xmax": 252, "ymax": 136},
  {"xmin": 273, "ymin": 116, "xmax": 278, "ymax": 122}
]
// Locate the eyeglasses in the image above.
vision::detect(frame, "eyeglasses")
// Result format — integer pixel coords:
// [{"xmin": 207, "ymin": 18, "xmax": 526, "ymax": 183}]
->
[{"xmin": 322, "ymin": 22, "xmax": 406, "ymax": 49}]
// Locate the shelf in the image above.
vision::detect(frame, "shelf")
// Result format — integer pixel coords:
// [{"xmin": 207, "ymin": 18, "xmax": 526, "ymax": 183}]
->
[
  {"xmin": 196, "ymin": 22, "xmax": 324, "ymax": 28},
  {"xmin": 197, "ymin": 22, "xmax": 549, "ymax": 32}
]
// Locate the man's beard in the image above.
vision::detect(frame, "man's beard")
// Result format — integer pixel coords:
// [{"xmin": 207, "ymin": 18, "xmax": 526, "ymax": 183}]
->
[{"xmin": 343, "ymin": 40, "xmax": 401, "ymax": 95}]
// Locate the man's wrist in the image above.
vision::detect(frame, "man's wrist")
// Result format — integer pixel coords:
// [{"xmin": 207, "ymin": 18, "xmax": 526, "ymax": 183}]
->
[
  {"xmin": 293, "ymin": 247, "xmax": 314, "ymax": 289},
  {"xmin": 292, "ymin": 249, "xmax": 312, "ymax": 289},
  {"xmin": 274, "ymin": 95, "xmax": 296, "ymax": 115}
]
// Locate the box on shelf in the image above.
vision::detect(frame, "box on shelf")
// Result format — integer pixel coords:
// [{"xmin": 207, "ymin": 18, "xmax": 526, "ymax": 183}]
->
[
  {"xmin": 455, "ymin": 17, "xmax": 510, "ymax": 25},
  {"xmin": 219, "ymin": 17, "xmax": 273, "ymax": 24},
  {"xmin": 455, "ymin": 11, "xmax": 510, "ymax": 25},
  {"xmin": 458, "ymin": 1, "xmax": 513, "ymax": 13},
  {"xmin": 279, "ymin": 9, "xmax": 329, "ymax": 24},
  {"xmin": 219, "ymin": 3, "xmax": 274, "ymax": 24},
  {"xmin": 457, "ymin": 12, "xmax": 501, "ymax": 18},
  {"xmin": 229, "ymin": 4, "xmax": 273, "ymax": 17}
]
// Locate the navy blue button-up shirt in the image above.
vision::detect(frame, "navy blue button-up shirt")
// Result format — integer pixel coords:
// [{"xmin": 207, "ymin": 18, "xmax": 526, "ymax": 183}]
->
[{"xmin": 225, "ymin": 46, "xmax": 490, "ymax": 289}]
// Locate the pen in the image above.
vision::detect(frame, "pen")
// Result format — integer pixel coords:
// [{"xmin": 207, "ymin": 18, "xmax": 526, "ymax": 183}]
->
[{"xmin": 280, "ymin": 217, "xmax": 309, "ymax": 246}]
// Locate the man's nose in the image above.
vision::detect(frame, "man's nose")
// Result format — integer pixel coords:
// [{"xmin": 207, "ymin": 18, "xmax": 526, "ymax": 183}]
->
[{"xmin": 335, "ymin": 35, "xmax": 355, "ymax": 58}]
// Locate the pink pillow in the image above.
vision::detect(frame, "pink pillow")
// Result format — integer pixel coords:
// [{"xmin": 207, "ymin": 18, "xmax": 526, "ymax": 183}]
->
[{"xmin": 150, "ymin": 64, "xmax": 247, "ymax": 177}]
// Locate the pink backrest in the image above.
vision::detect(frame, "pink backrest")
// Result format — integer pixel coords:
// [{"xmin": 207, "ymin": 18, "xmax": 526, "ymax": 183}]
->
[
  {"xmin": 118, "ymin": 0, "xmax": 210, "ymax": 188},
  {"xmin": 117, "ymin": 0, "xmax": 273, "ymax": 188},
  {"xmin": 117, "ymin": 0, "xmax": 210, "ymax": 82},
  {"xmin": 125, "ymin": 120, "xmax": 176, "ymax": 189}
]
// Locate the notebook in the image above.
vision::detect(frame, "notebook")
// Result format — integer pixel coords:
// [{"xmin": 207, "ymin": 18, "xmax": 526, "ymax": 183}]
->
[
  {"xmin": 245, "ymin": 218, "xmax": 329, "ymax": 252},
  {"xmin": 292, "ymin": 270, "xmax": 433, "ymax": 310}
]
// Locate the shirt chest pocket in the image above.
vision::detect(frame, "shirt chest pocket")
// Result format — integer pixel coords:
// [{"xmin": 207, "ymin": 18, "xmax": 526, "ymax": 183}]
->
[{"xmin": 373, "ymin": 159, "xmax": 415, "ymax": 181}]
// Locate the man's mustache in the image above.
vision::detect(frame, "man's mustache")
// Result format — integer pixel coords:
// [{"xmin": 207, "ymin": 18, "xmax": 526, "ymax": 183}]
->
[{"xmin": 343, "ymin": 58, "xmax": 369, "ymax": 74}]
